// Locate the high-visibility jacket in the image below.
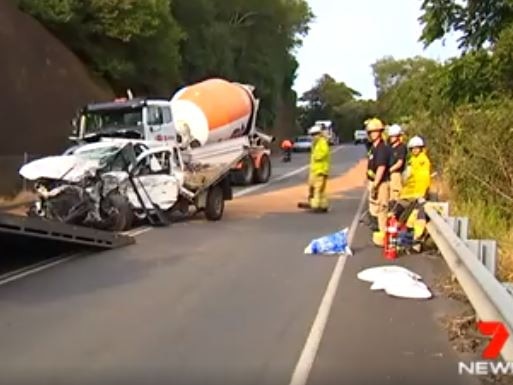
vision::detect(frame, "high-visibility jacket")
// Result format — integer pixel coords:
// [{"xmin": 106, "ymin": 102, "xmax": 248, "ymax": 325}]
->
[
  {"xmin": 400, "ymin": 151, "xmax": 431, "ymax": 199},
  {"xmin": 310, "ymin": 136, "xmax": 330, "ymax": 176}
]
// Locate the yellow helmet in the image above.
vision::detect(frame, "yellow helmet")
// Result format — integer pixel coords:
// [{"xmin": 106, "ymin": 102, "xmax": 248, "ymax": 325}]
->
[{"xmin": 365, "ymin": 118, "xmax": 385, "ymax": 132}]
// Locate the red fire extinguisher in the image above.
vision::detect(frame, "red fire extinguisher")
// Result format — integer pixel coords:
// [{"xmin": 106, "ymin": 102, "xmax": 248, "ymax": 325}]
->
[{"xmin": 384, "ymin": 213, "xmax": 399, "ymax": 260}]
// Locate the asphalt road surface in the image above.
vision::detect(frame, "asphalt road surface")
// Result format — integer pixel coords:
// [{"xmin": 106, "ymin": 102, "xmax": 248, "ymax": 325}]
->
[{"xmin": 0, "ymin": 145, "xmax": 479, "ymax": 385}]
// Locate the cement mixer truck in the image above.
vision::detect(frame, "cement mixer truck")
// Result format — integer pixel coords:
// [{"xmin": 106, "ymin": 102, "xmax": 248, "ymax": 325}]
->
[{"xmin": 69, "ymin": 78, "xmax": 273, "ymax": 186}]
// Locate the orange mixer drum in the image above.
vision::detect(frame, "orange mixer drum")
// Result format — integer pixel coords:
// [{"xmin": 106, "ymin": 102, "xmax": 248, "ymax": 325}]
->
[{"xmin": 171, "ymin": 78, "xmax": 255, "ymax": 146}]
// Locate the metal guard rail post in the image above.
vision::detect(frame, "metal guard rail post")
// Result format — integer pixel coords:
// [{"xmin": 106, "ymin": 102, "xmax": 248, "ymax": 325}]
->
[{"xmin": 425, "ymin": 205, "xmax": 513, "ymax": 362}]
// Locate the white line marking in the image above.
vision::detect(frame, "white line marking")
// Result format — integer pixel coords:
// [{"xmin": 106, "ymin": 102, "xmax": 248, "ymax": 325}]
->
[
  {"xmin": 288, "ymin": 187, "xmax": 368, "ymax": 385},
  {"xmin": 124, "ymin": 226, "xmax": 152, "ymax": 237},
  {"xmin": 234, "ymin": 146, "xmax": 346, "ymax": 198},
  {"xmin": 0, "ymin": 255, "xmax": 76, "ymax": 287}
]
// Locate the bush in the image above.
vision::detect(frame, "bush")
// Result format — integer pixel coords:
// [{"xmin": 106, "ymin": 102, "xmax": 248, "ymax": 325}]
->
[{"xmin": 407, "ymin": 99, "xmax": 513, "ymax": 279}]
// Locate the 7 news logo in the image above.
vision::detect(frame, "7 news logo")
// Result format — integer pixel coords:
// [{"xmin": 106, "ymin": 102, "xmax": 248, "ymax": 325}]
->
[{"xmin": 458, "ymin": 321, "xmax": 512, "ymax": 376}]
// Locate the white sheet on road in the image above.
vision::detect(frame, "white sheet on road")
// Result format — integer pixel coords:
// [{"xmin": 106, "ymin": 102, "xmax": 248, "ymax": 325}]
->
[{"xmin": 358, "ymin": 265, "xmax": 432, "ymax": 300}]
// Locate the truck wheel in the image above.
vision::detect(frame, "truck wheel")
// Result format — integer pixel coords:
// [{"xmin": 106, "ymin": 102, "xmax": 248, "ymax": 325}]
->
[
  {"xmin": 233, "ymin": 156, "xmax": 255, "ymax": 186},
  {"xmin": 254, "ymin": 153, "xmax": 271, "ymax": 184},
  {"xmin": 205, "ymin": 185, "xmax": 224, "ymax": 221},
  {"xmin": 104, "ymin": 193, "xmax": 133, "ymax": 231}
]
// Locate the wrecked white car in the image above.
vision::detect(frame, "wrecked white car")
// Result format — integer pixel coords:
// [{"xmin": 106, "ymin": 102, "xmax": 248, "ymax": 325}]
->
[{"xmin": 19, "ymin": 138, "xmax": 245, "ymax": 231}]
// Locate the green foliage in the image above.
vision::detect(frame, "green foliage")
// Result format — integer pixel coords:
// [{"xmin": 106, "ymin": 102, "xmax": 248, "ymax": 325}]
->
[
  {"xmin": 494, "ymin": 24, "xmax": 513, "ymax": 92},
  {"xmin": 298, "ymin": 74, "xmax": 376, "ymax": 141},
  {"xmin": 372, "ymin": 56, "xmax": 438, "ymax": 98},
  {"xmin": 19, "ymin": 0, "xmax": 183, "ymax": 94},
  {"xmin": 375, "ymin": 21, "xmax": 513, "ymax": 276},
  {"xmin": 372, "ymin": 56, "xmax": 446, "ymax": 122},
  {"xmin": 367, "ymin": 2, "xmax": 513, "ymax": 277},
  {"xmin": 372, "ymin": 51, "xmax": 507, "ymax": 123},
  {"xmin": 441, "ymin": 51, "xmax": 499, "ymax": 105},
  {"xmin": 411, "ymin": 100, "xmax": 513, "ymax": 221},
  {"xmin": 18, "ymin": 0, "xmax": 313, "ymax": 130},
  {"xmin": 419, "ymin": 0, "xmax": 513, "ymax": 50}
]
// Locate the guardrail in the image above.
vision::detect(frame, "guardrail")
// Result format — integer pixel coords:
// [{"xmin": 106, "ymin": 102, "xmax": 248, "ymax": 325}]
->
[{"xmin": 425, "ymin": 203, "xmax": 513, "ymax": 361}]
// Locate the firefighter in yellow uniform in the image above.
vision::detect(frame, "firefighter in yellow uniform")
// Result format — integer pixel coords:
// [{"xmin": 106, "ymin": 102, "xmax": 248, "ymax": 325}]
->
[
  {"xmin": 393, "ymin": 135, "xmax": 432, "ymax": 252},
  {"xmin": 297, "ymin": 125, "xmax": 331, "ymax": 213}
]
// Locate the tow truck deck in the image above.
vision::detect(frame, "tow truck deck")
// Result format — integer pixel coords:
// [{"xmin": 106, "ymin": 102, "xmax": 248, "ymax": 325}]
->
[{"xmin": 0, "ymin": 211, "xmax": 135, "ymax": 249}]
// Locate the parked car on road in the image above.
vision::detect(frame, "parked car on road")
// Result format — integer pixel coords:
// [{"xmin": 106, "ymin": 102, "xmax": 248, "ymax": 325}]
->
[
  {"xmin": 354, "ymin": 129, "xmax": 368, "ymax": 145},
  {"xmin": 292, "ymin": 136, "xmax": 312, "ymax": 152}
]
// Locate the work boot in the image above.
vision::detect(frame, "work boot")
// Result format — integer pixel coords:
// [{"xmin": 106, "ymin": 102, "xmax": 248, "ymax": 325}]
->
[
  {"xmin": 312, "ymin": 207, "xmax": 329, "ymax": 214},
  {"xmin": 372, "ymin": 231, "xmax": 385, "ymax": 247},
  {"xmin": 297, "ymin": 202, "xmax": 311, "ymax": 209}
]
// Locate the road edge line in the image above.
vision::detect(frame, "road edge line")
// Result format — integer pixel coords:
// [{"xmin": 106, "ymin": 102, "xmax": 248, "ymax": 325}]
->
[
  {"xmin": 0, "ymin": 255, "xmax": 76, "ymax": 287},
  {"xmin": 288, "ymin": 186, "xmax": 368, "ymax": 385}
]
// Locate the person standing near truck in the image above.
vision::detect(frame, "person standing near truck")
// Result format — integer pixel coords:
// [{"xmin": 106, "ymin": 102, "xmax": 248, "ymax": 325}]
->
[
  {"xmin": 280, "ymin": 138, "xmax": 293, "ymax": 162},
  {"xmin": 297, "ymin": 125, "xmax": 331, "ymax": 213},
  {"xmin": 387, "ymin": 124, "xmax": 407, "ymax": 204},
  {"xmin": 365, "ymin": 118, "xmax": 391, "ymax": 246}
]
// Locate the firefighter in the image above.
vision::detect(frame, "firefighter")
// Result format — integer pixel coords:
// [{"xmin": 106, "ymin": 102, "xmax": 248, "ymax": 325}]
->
[
  {"xmin": 387, "ymin": 124, "xmax": 407, "ymax": 203},
  {"xmin": 393, "ymin": 135, "xmax": 432, "ymax": 252},
  {"xmin": 297, "ymin": 125, "xmax": 331, "ymax": 213},
  {"xmin": 366, "ymin": 118, "xmax": 391, "ymax": 246}
]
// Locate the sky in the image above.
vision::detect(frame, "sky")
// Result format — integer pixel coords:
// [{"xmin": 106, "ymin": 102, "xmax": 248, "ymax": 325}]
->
[{"xmin": 293, "ymin": 0, "xmax": 461, "ymax": 100}]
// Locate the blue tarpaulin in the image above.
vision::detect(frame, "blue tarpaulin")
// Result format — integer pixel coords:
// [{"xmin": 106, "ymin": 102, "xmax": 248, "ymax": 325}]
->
[{"xmin": 304, "ymin": 228, "xmax": 352, "ymax": 255}]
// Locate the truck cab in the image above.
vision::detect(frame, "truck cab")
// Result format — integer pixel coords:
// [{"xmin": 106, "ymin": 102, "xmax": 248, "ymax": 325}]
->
[{"xmin": 71, "ymin": 98, "xmax": 177, "ymax": 145}]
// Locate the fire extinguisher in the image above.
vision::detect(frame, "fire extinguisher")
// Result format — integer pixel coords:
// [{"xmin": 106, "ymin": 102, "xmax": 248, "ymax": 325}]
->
[{"xmin": 384, "ymin": 213, "xmax": 399, "ymax": 260}]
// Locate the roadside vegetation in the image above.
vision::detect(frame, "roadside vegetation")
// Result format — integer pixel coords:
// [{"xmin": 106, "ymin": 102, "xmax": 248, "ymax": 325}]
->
[
  {"xmin": 16, "ymin": 0, "xmax": 313, "ymax": 132},
  {"xmin": 370, "ymin": 0, "xmax": 513, "ymax": 281},
  {"xmin": 297, "ymin": 74, "xmax": 378, "ymax": 142}
]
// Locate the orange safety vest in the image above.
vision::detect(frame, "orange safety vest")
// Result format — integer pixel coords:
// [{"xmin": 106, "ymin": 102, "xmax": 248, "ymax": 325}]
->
[{"xmin": 281, "ymin": 139, "xmax": 293, "ymax": 149}]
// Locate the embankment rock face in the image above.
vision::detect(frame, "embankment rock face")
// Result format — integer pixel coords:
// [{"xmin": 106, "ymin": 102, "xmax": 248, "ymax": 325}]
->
[{"xmin": 0, "ymin": 0, "xmax": 112, "ymax": 156}]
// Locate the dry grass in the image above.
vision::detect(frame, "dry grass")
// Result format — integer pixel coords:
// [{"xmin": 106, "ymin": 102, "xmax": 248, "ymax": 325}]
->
[
  {"xmin": 453, "ymin": 199, "xmax": 513, "ymax": 282},
  {"xmin": 435, "ymin": 273, "xmax": 469, "ymax": 304},
  {"xmin": 432, "ymin": 174, "xmax": 513, "ymax": 283},
  {"xmin": 435, "ymin": 275, "xmax": 483, "ymax": 354},
  {"xmin": 442, "ymin": 310, "xmax": 481, "ymax": 353},
  {"xmin": 429, "ymin": 173, "xmax": 451, "ymax": 201},
  {"xmin": 498, "ymin": 231, "xmax": 513, "ymax": 283}
]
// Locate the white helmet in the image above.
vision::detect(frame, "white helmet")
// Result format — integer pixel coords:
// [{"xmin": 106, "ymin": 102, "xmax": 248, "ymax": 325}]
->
[
  {"xmin": 407, "ymin": 135, "xmax": 425, "ymax": 148},
  {"xmin": 387, "ymin": 124, "xmax": 403, "ymax": 137},
  {"xmin": 308, "ymin": 125, "xmax": 322, "ymax": 135}
]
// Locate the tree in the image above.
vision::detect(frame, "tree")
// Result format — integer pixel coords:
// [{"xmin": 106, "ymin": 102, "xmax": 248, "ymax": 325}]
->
[
  {"xmin": 298, "ymin": 74, "xmax": 373, "ymax": 141},
  {"xmin": 419, "ymin": 0, "xmax": 513, "ymax": 50},
  {"xmin": 371, "ymin": 56, "xmax": 439, "ymax": 98},
  {"xmin": 19, "ymin": 0, "xmax": 183, "ymax": 94},
  {"xmin": 371, "ymin": 56, "xmax": 444, "ymax": 121},
  {"xmin": 19, "ymin": 0, "xmax": 314, "ymax": 132}
]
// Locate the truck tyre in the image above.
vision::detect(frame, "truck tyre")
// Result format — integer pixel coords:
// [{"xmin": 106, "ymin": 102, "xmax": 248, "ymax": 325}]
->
[
  {"xmin": 205, "ymin": 185, "xmax": 224, "ymax": 221},
  {"xmin": 254, "ymin": 153, "xmax": 271, "ymax": 184},
  {"xmin": 232, "ymin": 156, "xmax": 255, "ymax": 186},
  {"xmin": 104, "ymin": 193, "xmax": 133, "ymax": 231}
]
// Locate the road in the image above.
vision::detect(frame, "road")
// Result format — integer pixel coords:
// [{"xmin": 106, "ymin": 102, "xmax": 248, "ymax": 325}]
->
[{"xmin": 0, "ymin": 145, "xmax": 479, "ymax": 385}]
